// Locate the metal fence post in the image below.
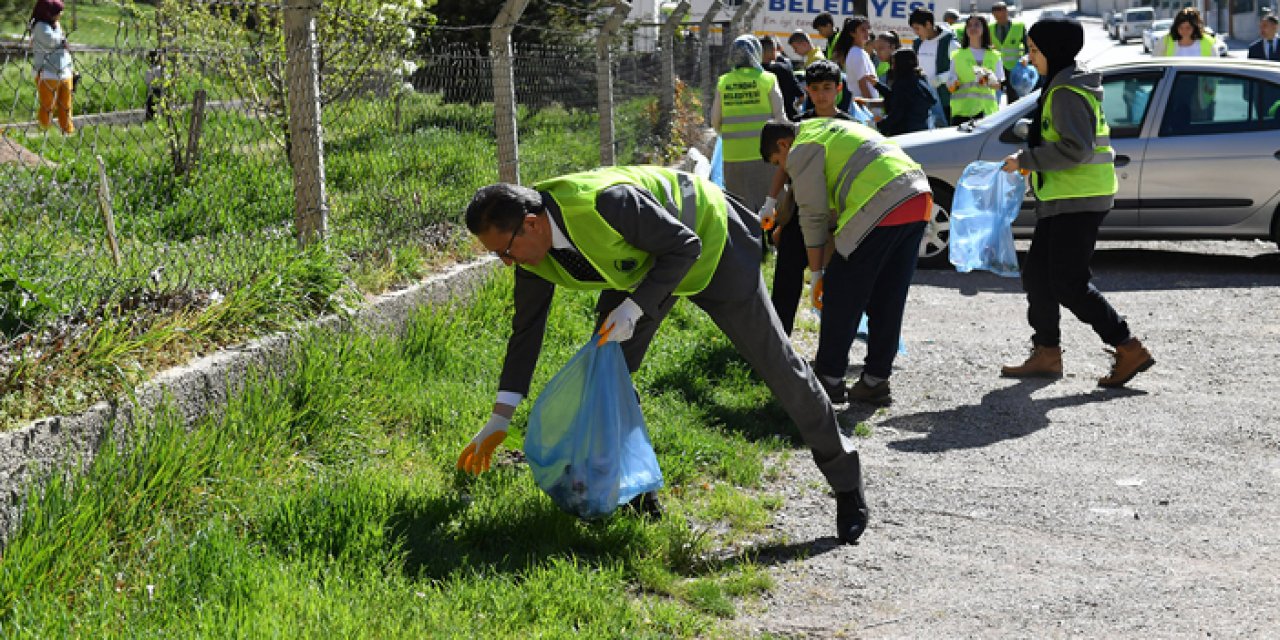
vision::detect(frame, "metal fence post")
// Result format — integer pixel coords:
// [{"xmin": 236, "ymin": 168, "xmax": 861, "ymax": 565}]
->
[
  {"xmin": 283, "ymin": 0, "xmax": 329, "ymax": 247},
  {"xmin": 659, "ymin": 1, "xmax": 691, "ymax": 143},
  {"xmin": 597, "ymin": 0, "xmax": 632, "ymax": 167},
  {"xmin": 700, "ymin": 0, "xmax": 723, "ymax": 120},
  {"xmin": 744, "ymin": 0, "xmax": 765, "ymax": 31},
  {"xmin": 491, "ymin": 0, "xmax": 530, "ymax": 184}
]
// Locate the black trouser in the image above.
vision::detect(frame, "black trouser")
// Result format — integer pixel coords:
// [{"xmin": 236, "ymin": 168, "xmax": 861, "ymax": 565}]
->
[
  {"xmin": 770, "ymin": 214, "xmax": 808, "ymax": 336},
  {"xmin": 1022, "ymin": 211, "xmax": 1131, "ymax": 348}
]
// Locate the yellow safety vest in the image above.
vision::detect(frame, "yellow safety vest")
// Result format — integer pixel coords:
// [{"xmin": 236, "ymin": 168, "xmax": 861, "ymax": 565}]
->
[
  {"xmin": 717, "ymin": 67, "xmax": 777, "ymax": 162},
  {"xmin": 949, "ymin": 48, "xmax": 1003, "ymax": 117},
  {"xmin": 792, "ymin": 119, "xmax": 924, "ymax": 237},
  {"xmin": 1033, "ymin": 86, "xmax": 1118, "ymax": 202},
  {"xmin": 988, "ymin": 20, "xmax": 1025, "ymax": 70},
  {"xmin": 529, "ymin": 166, "xmax": 728, "ymax": 295}
]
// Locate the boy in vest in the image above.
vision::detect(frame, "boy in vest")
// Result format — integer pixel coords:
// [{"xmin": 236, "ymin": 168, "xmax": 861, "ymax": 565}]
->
[
  {"xmin": 989, "ymin": 2, "xmax": 1028, "ymax": 107},
  {"xmin": 460, "ymin": 167, "xmax": 869, "ymax": 544},
  {"xmin": 788, "ymin": 29, "xmax": 826, "ymax": 68},
  {"xmin": 813, "ymin": 12, "xmax": 841, "ymax": 61},
  {"xmin": 999, "ymin": 19, "xmax": 1154, "ymax": 387},
  {"xmin": 760, "ymin": 120, "xmax": 932, "ymax": 406}
]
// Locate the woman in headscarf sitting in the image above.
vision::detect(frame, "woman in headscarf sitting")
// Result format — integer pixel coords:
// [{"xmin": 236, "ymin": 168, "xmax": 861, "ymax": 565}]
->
[{"xmin": 711, "ymin": 34, "xmax": 789, "ymax": 214}]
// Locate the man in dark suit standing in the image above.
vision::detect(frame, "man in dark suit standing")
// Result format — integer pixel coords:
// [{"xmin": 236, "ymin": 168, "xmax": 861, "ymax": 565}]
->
[
  {"xmin": 1248, "ymin": 14, "xmax": 1279, "ymax": 61},
  {"xmin": 457, "ymin": 166, "xmax": 869, "ymax": 544}
]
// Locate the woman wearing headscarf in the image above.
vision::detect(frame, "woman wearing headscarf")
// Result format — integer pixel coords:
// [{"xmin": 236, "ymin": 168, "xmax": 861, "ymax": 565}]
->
[
  {"xmin": 29, "ymin": 0, "xmax": 75, "ymax": 135},
  {"xmin": 711, "ymin": 34, "xmax": 788, "ymax": 213},
  {"xmin": 999, "ymin": 18, "xmax": 1154, "ymax": 388}
]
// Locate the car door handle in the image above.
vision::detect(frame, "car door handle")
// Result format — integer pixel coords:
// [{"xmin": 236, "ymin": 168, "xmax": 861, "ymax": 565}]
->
[{"xmin": 1115, "ymin": 155, "xmax": 1130, "ymax": 168}]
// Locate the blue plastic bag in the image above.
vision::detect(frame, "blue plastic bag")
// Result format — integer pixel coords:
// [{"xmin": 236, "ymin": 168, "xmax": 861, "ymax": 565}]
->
[
  {"xmin": 1010, "ymin": 63, "xmax": 1040, "ymax": 99},
  {"xmin": 523, "ymin": 340, "xmax": 663, "ymax": 520},
  {"xmin": 849, "ymin": 101, "xmax": 875, "ymax": 125},
  {"xmin": 949, "ymin": 160, "xmax": 1025, "ymax": 277},
  {"xmin": 709, "ymin": 136, "xmax": 725, "ymax": 188}
]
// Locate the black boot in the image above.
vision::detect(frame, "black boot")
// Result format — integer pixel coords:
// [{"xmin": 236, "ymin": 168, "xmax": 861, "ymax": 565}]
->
[{"xmin": 835, "ymin": 453, "xmax": 868, "ymax": 544}]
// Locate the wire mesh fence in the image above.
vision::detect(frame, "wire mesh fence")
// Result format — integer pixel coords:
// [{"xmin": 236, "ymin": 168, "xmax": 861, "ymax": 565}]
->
[{"xmin": 0, "ymin": 0, "xmax": 732, "ymax": 426}]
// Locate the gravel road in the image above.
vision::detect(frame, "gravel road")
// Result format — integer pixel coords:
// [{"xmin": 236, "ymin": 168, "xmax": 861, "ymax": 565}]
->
[{"xmin": 730, "ymin": 239, "xmax": 1280, "ymax": 638}]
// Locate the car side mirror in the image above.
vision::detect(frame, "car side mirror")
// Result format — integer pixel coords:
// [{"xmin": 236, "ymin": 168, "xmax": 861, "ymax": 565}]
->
[{"xmin": 1000, "ymin": 118, "xmax": 1034, "ymax": 144}]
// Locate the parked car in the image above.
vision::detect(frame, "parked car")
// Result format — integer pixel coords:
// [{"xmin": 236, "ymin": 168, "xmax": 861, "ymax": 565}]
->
[
  {"xmin": 1037, "ymin": 8, "xmax": 1068, "ymax": 21},
  {"xmin": 1142, "ymin": 18, "xmax": 1174, "ymax": 53},
  {"xmin": 1115, "ymin": 7, "xmax": 1155, "ymax": 44},
  {"xmin": 1143, "ymin": 22, "xmax": 1230, "ymax": 57},
  {"xmin": 903, "ymin": 58, "xmax": 1280, "ymax": 265}
]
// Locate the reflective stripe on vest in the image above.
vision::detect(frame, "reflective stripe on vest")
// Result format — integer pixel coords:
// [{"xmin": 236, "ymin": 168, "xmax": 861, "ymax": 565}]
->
[
  {"xmin": 529, "ymin": 166, "xmax": 729, "ymax": 295},
  {"xmin": 1034, "ymin": 85, "xmax": 1119, "ymax": 202},
  {"xmin": 989, "ymin": 21, "xmax": 1025, "ymax": 69},
  {"xmin": 717, "ymin": 68, "xmax": 776, "ymax": 162},
  {"xmin": 949, "ymin": 48, "xmax": 1003, "ymax": 117},
  {"xmin": 1161, "ymin": 34, "xmax": 1214, "ymax": 56},
  {"xmin": 793, "ymin": 119, "xmax": 926, "ymax": 239}
]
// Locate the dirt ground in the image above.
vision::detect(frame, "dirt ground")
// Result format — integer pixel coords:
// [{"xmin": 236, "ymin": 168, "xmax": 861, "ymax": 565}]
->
[{"xmin": 730, "ymin": 239, "xmax": 1280, "ymax": 638}]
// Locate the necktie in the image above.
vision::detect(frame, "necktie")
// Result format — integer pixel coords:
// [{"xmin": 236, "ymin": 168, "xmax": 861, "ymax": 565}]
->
[
  {"xmin": 1269, "ymin": 40, "xmax": 1275, "ymax": 60},
  {"xmin": 548, "ymin": 247, "xmax": 604, "ymax": 282}
]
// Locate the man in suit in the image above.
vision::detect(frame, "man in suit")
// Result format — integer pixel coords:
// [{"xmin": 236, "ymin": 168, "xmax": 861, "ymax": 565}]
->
[
  {"xmin": 1248, "ymin": 14, "xmax": 1279, "ymax": 61},
  {"xmin": 457, "ymin": 166, "xmax": 869, "ymax": 544}
]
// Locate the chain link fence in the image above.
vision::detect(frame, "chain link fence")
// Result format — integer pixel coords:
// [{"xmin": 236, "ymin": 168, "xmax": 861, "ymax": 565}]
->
[{"xmin": 0, "ymin": 0, "xmax": 744, "ymax": 426}]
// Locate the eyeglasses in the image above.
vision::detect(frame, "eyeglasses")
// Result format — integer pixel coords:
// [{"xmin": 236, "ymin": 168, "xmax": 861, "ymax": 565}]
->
[{"xmin": 496, "ymin": 225, "xmax": 520, "ymax": 259}]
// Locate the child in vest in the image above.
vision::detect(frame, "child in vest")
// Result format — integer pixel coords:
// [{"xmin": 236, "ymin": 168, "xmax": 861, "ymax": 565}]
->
[
  {"xmin": 858, "ymin": 48, "xmax": 936, "ymax": 137},
  {"xmin": 908, "ymin": 8, "xmax": 957, "ymax": 127},
  {"xmin": 944, "ymin": 15, "xmax": 1005, "ymax": 125},
  {"xmin": 999, "ymin": 18, "xmax": 1154, "ymax": 388},
  {"xmin": 758, "ymin": 60, "xmax": 854, "ymax": 336}
]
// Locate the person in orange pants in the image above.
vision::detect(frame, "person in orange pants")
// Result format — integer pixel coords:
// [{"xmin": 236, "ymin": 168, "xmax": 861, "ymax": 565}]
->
[{"xmin": 29, "ymin": 0, "xmax": 75, "ymax": 134}]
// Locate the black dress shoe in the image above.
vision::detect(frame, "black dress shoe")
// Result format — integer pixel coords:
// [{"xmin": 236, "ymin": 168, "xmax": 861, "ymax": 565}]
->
[
  {"xmin": 835, "ymin": 453, "xmax": 868, "ymax": 544},
  {"xmin": 625, "ymin": 490, "xmax": 664, "ymax": 521}
]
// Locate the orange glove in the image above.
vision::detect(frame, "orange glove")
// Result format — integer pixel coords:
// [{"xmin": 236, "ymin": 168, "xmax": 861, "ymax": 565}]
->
[
  {"xmin": 457, "ymin": 413, "xmax": 510, "ymax": 474},
  {"xmin": 809, "ymin": 269, "xmax": 824, "ymax": 311},
  {"xmin": 758, "ymin": 196, "xmax": 777, "ymax": 231}
]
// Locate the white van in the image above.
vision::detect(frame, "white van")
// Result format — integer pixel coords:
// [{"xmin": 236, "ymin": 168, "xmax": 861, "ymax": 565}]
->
[{"xmin": 1116, "ymin": 7, "xmax": 1155, "ymax": 44}]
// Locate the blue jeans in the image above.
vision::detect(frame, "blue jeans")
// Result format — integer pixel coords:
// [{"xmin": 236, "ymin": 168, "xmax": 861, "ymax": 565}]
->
[
  {"xmin": 814, "ymin": 221, "xmax": 926, "ymax": 382},
  {"xmin": 1022, "ymin": 211, "xmax": 1131, "ymax": 348},
  {"xmin": 926, "ymin": 82, "xmax": 950, "ymax": 129}
]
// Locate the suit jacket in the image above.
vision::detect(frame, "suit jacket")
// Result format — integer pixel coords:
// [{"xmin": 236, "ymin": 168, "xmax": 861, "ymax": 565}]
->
[
  {"xmin": 1249, "ymin": 38, "xmax": 1280, "ymax": 61},
  {"xmin": 498, "ymin": 181, "xmax": 763, "ymax": 395}
]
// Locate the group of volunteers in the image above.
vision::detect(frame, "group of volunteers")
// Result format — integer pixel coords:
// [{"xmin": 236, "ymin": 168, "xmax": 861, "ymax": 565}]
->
[{"xmin": 455, "ymin": 15, "xmax": 1157, "ymax": 546}]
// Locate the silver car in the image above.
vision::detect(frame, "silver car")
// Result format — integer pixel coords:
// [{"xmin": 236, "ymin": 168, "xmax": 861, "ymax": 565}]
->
[{"xmin": 905, "ymin": 58, "xmax": 1280, "ymax": 266}]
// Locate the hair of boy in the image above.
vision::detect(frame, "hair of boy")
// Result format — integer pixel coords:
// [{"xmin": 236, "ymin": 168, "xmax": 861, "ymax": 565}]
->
[
  {"xmin": 805, "ymin": 58, "xmax": 843, "ymax": 85},
  {"xmin": 1264, "ymin": 14, "xmax": 1279, "ymax": 26},
  {"xmin": 960, "ymin": 14, "xmax": 994, "ymax": 49},
  {"xmin": 909, "ymin": 8, "xmax": 935, "ymax": 28},
  {"xmin": 813, "ymin": 12, "xmax": 834, "ymax": 29},
  {"xmin": 876, "ymin": 30, "xmax": 900, "ymax": 47},
  {"xmin": 788, "ymin": 29, "xmax": 811, "ymax": 45},
  {"xmin": 759, "ymin": 121, "xmax": 800, "ymax": 162}
]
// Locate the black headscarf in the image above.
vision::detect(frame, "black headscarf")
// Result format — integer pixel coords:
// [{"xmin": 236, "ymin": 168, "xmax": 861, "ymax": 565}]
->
[{"xmin": 1026, "ymin": 19, "xmax": 1084, "ymax": 147}]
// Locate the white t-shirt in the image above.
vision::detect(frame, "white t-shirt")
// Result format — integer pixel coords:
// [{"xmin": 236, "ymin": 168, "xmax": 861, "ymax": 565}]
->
[
  {"xmin": 1174, "ymin": 42, "xmax": 1205, "ymax": 57},
  {"xmin": 916, "ymin": 34, "xmax": 959, "ymax": 87},
  {"xmin": 843, "ymin": 47, "xmax": 880, "ymax": 100},
  {"xmin": 941, "ymin": 49, "xmax": 1007, "ymax": 86}
]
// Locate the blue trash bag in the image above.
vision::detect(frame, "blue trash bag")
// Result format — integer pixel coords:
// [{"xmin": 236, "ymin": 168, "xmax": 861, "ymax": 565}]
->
[
  {"xmin": 949, "ymin": 160, "xmax": 1026, "ymax": 277},
  {"xmin": 523, "ymin": 340, "xmax": 664, "ymax": 520},
  {"xmin": 1010, "ymin": 63, "xmax": 1040, "ymax": 99},
  {"xmin": 849, "ymin": 101, "xmax": 876, "ymax": 125},
  {"xmin": 709, "ymin": 136, "xmax": 725, "ymax": 188}
]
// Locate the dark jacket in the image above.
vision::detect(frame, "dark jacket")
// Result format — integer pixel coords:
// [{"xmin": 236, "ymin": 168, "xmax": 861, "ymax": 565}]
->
[
  {"xmin": 874, "ymin": 75, "xmax": 936, "ymax": 136},
  {"xmin": 1248, "ymin": 38, "xmax": 1280, "ymax": 61},
  {"xmin": 765, "ymin": 56, "xmax": 804, "ymax": 120}
]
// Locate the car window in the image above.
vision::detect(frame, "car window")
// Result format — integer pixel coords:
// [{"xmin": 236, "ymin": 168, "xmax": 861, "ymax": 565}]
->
[
  {"xmin": 1102, "ymin": 72, "xmax": 1161, "ymax": 138},
  {"xmin": 1159, "ymin": 72, "xmax": 1280, "ymax": 136},
  {"xmin": 1126, "ymin": 9, "xmax": 1153, "ymax": 21}
]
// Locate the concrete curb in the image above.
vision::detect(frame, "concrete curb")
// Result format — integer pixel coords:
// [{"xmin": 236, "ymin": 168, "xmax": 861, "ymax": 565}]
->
[{"xmin": 0, "ymin": 257, "xmax": 499, "ymax": 545}]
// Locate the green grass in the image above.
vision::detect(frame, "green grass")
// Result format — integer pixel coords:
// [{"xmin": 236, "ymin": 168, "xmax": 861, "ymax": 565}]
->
[
  {"xmin": 0, "ymin": 0, "xmax": 155, "ymax": 48},
  {"xmin": 0, "ymin": 89, "xmax": 664, "ymax": 430},
  {"xmin": 0, "ymin": 271, "xmax": 796, "ymax": 636}
]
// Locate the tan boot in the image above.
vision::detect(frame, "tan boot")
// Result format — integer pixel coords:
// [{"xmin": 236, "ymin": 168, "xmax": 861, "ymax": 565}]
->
[
  {"xmin": 1098, "ymin": 338, "xmax": 1155, "ymax": 388},
  {"xmin": 1001, "ymin": 345, "xmax": 1063, "ymax": 378}
]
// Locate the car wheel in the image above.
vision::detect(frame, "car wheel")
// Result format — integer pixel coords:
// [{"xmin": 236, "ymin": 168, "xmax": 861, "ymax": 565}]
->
[
  {"xmin": 1272, "ymin": 207, "xmax": 1280, "ymax": 251},
  {"xmin": 918, "ymin": 180, "xmax": 953, "ymax": 269},
  {"xmin": 1119, "ymin": 35, "xmax": 1127, "ymax": 44}
]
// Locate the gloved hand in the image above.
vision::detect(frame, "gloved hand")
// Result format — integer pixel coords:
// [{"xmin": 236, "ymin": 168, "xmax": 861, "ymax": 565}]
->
[
  {"xmin": 457, "ymin": 412, "xmax": 511, "ymax": 474},
  {"xmin": 809, "ymin": 270, "xmax": 824, "ymax": 311},
  {"xmin": 598, "ymin": 297, "xmax": 644, "ymax": 346},
  {"xmin": 758, "ymin": 196, "xmax": 777, "ymax": 231}
]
